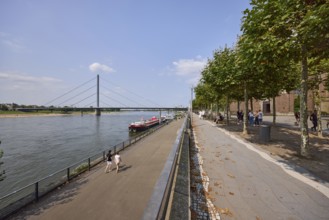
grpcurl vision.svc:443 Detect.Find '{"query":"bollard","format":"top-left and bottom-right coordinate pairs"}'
top-left (259, 125), bottom-right (271, 142)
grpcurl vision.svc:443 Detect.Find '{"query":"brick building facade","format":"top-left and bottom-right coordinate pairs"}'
top-left (230, 81), bottom-right (329, 115)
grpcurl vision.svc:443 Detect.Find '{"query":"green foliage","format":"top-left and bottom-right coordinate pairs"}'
top-left (198, 47), bottom-right (244, 104)
top-left (194, 0), bottom-right (328, 131)
top-left (73, 163), bottom-right (88, 175)
top-left (308, 58), bottom-right (329, 91)
top-left (240, 0), bottom-right (329, 157)
top-left (294, 95), bottom-right (301, 112)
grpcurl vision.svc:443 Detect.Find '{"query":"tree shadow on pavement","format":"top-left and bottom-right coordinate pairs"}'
top-left (216, 120), bottom-right (329, 183)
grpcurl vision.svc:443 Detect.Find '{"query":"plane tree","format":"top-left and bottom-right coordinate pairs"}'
top-left (240, 0), bottom-right (329, 157)
top-left (308, 58), bottom-right (329, 137)
top-left (193, 80), bottom-right (217, 112)
top-left (235, 35), bottom-right (267, 133)
top-left (200, 47), bottom-right (244, 124)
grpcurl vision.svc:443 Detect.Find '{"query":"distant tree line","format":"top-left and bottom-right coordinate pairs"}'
top-left (0, 103), bottom-right (45, 111)
top-left (0, 103), bottom-right (90, 111)
top-left (193, 0), bottom-right (329, 157)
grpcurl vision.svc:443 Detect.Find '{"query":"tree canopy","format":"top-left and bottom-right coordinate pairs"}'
top-left (194, 0), bottom-right (329, 157)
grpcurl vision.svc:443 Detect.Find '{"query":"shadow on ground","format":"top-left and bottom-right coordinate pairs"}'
top-left (212, 119), bottom-right (329, 184)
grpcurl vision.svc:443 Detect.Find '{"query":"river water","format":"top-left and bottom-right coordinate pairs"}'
top-left (0, 111), bottom-right (161, 198)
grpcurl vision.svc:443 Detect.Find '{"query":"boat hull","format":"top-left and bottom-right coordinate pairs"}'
top-left (129, 117), bottom-right (160, 132)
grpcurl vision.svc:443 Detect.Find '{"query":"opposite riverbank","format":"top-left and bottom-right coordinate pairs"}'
top-left (0, 112), bottom-right (94, 118)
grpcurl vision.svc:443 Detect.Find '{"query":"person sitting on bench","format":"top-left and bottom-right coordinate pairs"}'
top-left (215, 113), bottom-right (224, 124)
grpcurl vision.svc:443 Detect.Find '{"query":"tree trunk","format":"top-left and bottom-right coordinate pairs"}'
top-left (300, 45), bottom-right (310, 157)
top-left (226, 95), bottom-right (230, 125)
top-left (243, 81), bottom-right (248, 135)
top-left (272, 96), bottom-right (276, 125)
top-left (250, 98), bottom-right (253, 112)
top-left (315, 89), bottom-right (323, 137)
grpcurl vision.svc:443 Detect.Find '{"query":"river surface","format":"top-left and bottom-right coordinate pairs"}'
top-left (0, 111), bottom-right (162, 197)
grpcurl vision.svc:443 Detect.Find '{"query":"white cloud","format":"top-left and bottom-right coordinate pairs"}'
top-left (89, 62), bottom-right (115, 73)
top-left (171, 56), bottom-right (207, 86)
top-left (172, 57), bottom-right (206, 76)
top-left (0, 32), bottom-right (25, 51)
top-left (0, 72), bottom-right (61, 83)
top-left (2, 40), bottom-right (24, 50)
top-left (0, 72), bottom-right (65, 105)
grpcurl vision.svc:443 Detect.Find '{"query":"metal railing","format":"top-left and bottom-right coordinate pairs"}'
top-left (142, 114), bottom-right (190, 220)
top-left (0, 120), bottom-right (172, 219)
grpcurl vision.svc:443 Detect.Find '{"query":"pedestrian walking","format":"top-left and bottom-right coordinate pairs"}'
top-left (258, 110), bottom-right (263, 125)
top-left (254, 111), bottom-right (259, 126)
top-left (114, 152), bottom-right (122, 173)
top-left (294, 111), bottom-right (300, 125)
top-left (104, 150), bottom-right (112, 173)
top-left (248, 110), bottom-right (254, 126)
top-left (310, 110), bottom-right (318, 131)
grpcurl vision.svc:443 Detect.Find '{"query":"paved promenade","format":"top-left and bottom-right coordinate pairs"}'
top-left (192, 114), bottom-right (329, 220)
top-left (8, 118), bottom-right (185, 220)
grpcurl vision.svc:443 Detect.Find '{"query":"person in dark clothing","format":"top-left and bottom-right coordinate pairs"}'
top-left (310, 110), bottom-right (318, 131)
top-left (104, 150), bottom-right (112, 173)
top-left (294, 112), bottom-right (300, 125)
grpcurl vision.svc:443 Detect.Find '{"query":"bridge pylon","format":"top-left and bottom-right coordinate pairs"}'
top-left (96, 74), bottom-right (101, 116)
top-left (95, 108), bottom-right (101, 116)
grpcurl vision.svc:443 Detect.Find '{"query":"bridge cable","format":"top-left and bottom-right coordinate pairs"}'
top-left (43, 77), bottom-right (96, 106)
top-left (101, 92), bottom-right (129, 107)
top-left (71, 93), bottom-right (96, 107)
top-left (84, 101), bottom-right (96, 108)
top-left (57, 85), bottom-right (96, 106)
top-left (100, 100), bottom-right (112, 108)
top-left (100, 76), bottom-right (161, 107)
top-left (100, 85), bottom-right (146, 107)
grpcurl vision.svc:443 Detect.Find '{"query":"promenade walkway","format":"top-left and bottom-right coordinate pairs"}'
top-left (7, 118), bottom-right (186, 220)
top-left (192, 114), bottom-right (329, 219)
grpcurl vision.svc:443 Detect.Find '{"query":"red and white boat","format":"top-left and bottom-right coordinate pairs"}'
top-left (129, 116), bottom-right (160, 132)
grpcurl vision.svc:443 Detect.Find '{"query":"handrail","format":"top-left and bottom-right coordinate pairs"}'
top-left (142, 115), bottom-right (188, 220)
top-left (0, 120), bottom-right (172, 219)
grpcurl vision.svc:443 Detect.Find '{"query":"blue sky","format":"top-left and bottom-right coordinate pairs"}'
top-left (0, 0), bottom-right (250, 108)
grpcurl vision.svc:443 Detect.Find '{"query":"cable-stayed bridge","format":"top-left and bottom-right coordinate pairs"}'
top-left (17, 75), bottom-right (188, 115)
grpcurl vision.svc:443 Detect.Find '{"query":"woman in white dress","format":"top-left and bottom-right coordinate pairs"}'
top-left (114, 152), bottom-right (122, 173)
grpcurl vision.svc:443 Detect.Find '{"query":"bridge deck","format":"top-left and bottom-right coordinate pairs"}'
top-left (8, 119), bottom-right (185, 220)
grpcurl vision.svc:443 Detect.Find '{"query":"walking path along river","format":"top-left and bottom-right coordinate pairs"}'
top-left (192, 113), bottom-right (329, 219)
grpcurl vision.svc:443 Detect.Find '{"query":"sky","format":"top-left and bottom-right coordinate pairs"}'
top-left (0, 0), bottom-right (250, 108)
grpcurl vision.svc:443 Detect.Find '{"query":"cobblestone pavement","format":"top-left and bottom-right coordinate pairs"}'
top-left (190, 134), bottom-right (221, 220)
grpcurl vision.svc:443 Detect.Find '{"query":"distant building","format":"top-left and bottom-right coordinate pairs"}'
top-left (230, 77), bottom-right (329, 115)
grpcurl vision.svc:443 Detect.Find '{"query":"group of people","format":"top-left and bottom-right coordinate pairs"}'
top-left (104, 150), bottom-right (122, 174)
top-left (236, 109), bottom-right (263, 126)
top-left (248, 110), bottom-right (263, 126)
top-left (295, 110), bottom-right (322, 132)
